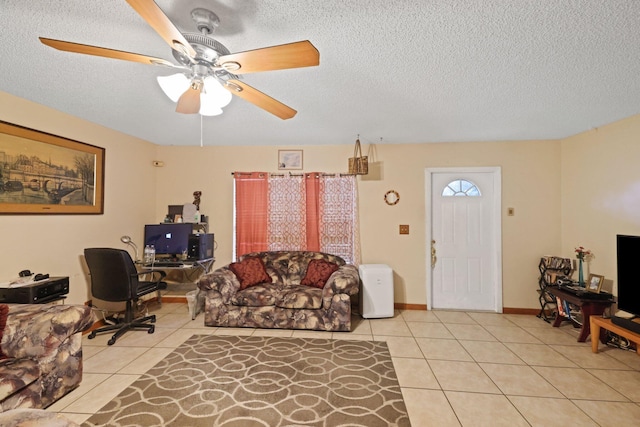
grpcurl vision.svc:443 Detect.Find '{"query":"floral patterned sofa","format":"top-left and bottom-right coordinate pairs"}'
top-left (0, 408), bottom-right (79, 426)
top-left (0, 303), bottom-right (93, 412)
top-left (197, 251), bottom-right (359, 331)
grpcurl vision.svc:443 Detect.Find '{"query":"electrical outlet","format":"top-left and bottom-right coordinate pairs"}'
top-left (399, 224), bottom-right (409, 234)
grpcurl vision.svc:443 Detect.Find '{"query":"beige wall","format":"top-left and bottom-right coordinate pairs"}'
top-left (155, 138), bottom-right (562, 309)
top-left (0, 91), bottom-right (157, 304)
top-left (561, 115), bottom-right (640, 295)
top-left (5, 87), bottom-right (637, 310)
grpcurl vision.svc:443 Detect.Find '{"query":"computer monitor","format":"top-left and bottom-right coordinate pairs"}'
top-left (617, 234), bottom-right (640, 317)
top-left (144, 223), bottom-right (192, 256)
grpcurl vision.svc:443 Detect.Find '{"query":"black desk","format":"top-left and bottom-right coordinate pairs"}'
top-left (547, 286), bottom-right (614, 342)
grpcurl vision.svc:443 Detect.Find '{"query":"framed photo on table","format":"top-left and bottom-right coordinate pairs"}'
top-left (587, 273), bottom-right (604, 293)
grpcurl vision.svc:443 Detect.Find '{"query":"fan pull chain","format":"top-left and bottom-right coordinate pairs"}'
top-left (200, 115), bottom-right (204, 147)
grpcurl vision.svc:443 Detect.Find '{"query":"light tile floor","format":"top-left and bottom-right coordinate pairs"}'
top-left (48, 303), bottom-right (640, 426)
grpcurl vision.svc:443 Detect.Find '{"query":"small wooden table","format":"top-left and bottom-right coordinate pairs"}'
top-left (590, 316), bottom-right (640, 354)
top-left (547, 286), bottom-right (614, 342)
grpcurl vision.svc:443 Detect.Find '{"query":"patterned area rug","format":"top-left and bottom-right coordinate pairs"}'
top-left (84, 335), bottom-right (410, 426)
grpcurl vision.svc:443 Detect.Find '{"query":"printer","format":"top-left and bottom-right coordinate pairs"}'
top-left (0, 276), bottom-right (69, 304)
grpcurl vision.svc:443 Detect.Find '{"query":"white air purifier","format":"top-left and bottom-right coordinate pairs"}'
top-left (359, 264), bottom-right (394, 318)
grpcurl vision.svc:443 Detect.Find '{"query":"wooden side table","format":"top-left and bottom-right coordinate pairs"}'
top-left (590, 316), bottom-right (640, 354)
top-left (547, 286), bottom-right (614, 342)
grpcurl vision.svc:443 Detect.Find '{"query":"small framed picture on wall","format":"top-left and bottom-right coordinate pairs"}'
top-left (278, 150), bottom-right (303, 170)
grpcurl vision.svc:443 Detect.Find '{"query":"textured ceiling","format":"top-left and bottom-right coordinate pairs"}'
top-left (1, 0), bottom-right (639, 146)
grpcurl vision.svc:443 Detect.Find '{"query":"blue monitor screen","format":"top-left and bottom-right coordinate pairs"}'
top-left (144, 223), bottom-right (192, 255)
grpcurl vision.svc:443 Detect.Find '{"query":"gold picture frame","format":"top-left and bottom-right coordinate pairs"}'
top-left (587, 273), bottom-right (604, 293)
top-left (0, 121), bottom-right (105, 214)
top-left (278, 150), bottom-right (303, 170)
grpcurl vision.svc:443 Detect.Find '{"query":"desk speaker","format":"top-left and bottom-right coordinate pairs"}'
top-left (188, 233), bottom-right (214, 260)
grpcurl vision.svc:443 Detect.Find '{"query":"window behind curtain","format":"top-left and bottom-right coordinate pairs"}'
top-left (233, 172), bottom-right (360, 265)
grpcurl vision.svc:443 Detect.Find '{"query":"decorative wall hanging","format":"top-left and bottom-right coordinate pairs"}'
top-left (384, 190), bottom-right (400, 205)
top-left (348, 136), bottom-right (368, 175)
top-left (0, 121), bottom-right (105, 214)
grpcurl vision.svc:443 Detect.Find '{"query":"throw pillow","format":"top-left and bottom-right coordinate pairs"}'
top-left (301, 259), bottom-right (339, 289)
top-left (229, 257), bottom-right (272, 290)
top-left (0, 304), bottom-right (9, 359)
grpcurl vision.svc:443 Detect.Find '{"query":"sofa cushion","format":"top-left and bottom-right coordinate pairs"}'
top-left (301, 259), bottom-right (339, 289)
top-left (229, 256), bottom-right (273, 290)
top-left (276, 285), bottom-right (323, 309)
top-left (231, 284), bottom-right (277, 307)
top-left (0, 358), bottom-right (39, 403)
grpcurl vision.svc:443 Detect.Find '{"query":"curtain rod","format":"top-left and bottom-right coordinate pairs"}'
top-left (231, 172), bottom-right (355, 177)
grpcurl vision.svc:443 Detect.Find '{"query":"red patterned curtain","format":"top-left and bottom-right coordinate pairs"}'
top-left (234, 172), bottom-right (268, 256)
top-left (234, 172), bottom-right (360, 265)
top-left (305, 173), bottom-right (321, 252)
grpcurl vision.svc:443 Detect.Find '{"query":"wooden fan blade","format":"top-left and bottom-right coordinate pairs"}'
top-left (126, 0), bottom-right (197, 58)
top-left (218, 40), bottom-right (319, 74)
top-left (176, 85), bottom-right (201, 114)
top-left (39, 37), bottom-right (175, 67)
top-left (225, 80), bottom-right (297, 119)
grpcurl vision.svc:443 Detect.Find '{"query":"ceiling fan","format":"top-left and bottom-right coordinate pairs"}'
top-left (39, 0), bottom-right (319, 119)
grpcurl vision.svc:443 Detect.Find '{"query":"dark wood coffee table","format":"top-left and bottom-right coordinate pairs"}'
top-left (547, 286), bottom-right (614, 342)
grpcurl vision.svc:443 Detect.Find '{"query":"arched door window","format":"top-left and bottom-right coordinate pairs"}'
top-left (441, 179), bottom-right (481, 197)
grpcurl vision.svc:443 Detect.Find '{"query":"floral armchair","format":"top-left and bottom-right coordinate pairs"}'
top-left (0, 303), bottom-right (93, 411)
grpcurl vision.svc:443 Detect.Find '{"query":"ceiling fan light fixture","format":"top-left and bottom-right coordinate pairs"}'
top-left (157, 73), bottom-right (190, 102)
top-left (203, 76), bottom-right (232, 108)
top-left (199, 98), bottom-right (223, 116)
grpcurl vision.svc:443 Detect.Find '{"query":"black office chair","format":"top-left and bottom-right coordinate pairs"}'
top-left (84, 248), bottom-right (167, 345)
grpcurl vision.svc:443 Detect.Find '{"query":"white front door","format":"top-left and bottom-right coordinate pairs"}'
top-left (426, 168), bottom-right (502, 312)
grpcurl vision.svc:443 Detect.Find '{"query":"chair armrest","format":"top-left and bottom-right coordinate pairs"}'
top-left (1, 305), bottom-right (93, 360)
top-left (321, 264), bottom-right (359, 310)
top-left (324, 264), bottom-right (360, 295)
top-left (197, 267), bottom-right (240, 304)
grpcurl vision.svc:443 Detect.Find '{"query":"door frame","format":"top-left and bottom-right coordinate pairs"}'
top-left (424, 167), bottom-right (503, 312)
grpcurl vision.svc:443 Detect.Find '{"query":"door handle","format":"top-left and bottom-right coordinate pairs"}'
top-left (431, 239), bottom-right (437, 269)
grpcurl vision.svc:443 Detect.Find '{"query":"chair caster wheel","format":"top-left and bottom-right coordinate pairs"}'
top-left (88, 332), bottom-right (96, 339)
top-left (148, 326), bottom-right (155, 334)
top-left (150, 316), bottom-right (156, 324)
top-left (107, 338), bottom-right (116, 346)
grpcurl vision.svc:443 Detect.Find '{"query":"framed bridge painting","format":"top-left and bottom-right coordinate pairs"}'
top-left (0, 121), bottom-right (105, 214)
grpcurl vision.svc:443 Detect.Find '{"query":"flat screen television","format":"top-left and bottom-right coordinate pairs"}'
top-left (144, 223), bottom-right (192, 256)
top-left (616, 234), bottom-right (640, 317)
